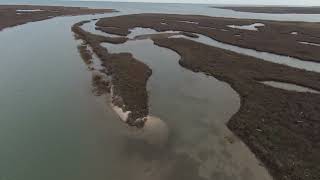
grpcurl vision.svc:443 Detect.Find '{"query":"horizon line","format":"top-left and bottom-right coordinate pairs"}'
top-left (70, 0), bottom-right (320, 7)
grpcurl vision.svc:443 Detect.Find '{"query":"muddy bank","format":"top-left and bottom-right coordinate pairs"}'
top-left (96, 14), bottom-right (320, 63)
top-left (0, 5), bottom-right (115, 31)
top-left (72, 21), bottom-right (151, 127)
top-left (77, 43), bottom-right (93, 65)
top-left (214, 6), bottom-right (320, 14)
top-left (96, 14), bottom-right (320, 180)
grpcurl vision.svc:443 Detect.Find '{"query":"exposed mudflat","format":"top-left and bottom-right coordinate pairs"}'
top-left (214, 6), bottom-right (320, 14)
top-left (0, 5), bottom-right (115, 31)
top-left (95, 14), bottom-right (320, 180)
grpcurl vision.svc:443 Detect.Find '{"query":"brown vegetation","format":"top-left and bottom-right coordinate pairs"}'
top-left (77, 43), bottom-right (93, 64)
top-left (96, 14), bottom-right (320, 180)
top-left (0, 5), bottom-right (115, 31)
top-left (96, 13), bottom-right (320, 63)
top-left (72, 20), bottom-right (151, 127)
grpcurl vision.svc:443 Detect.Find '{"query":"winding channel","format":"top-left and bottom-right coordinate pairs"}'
top-left (81, 21), bottom-right (275, 180)
top-left (170, 33), bottom-right (320, 73)
top-left (1, 3), bottom-right (320, 179)
top-left (90, 19), bottom-right (320, 73)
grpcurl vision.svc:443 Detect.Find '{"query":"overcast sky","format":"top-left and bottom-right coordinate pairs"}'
top-left (77, 0), bottom-right (320, 6)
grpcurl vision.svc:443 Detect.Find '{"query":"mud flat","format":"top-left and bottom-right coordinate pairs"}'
top-left (0, 5), bottom-right (115, 31)
top-left (95, 14), bottom-right (320, 180)
top-left (214, 6), bottom-right (320, 14)
top-left (96, 13), bottom-right (320, 63)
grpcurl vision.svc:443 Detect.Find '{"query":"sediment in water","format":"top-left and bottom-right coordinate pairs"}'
top-left (95, 14), bottom-right (320, 180)
top-left (72, 20), bottom-right (155, 129)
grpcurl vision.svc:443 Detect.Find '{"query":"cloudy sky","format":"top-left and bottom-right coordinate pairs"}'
top-left (78, 0), bottom-right (320, 6)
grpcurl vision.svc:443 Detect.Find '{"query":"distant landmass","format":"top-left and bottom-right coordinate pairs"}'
top-left (213, 6), bottom-right (320, 14)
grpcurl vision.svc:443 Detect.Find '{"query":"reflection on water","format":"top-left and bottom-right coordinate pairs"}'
top-left (2, 1), bottom-right (320, 179)
top-left (262, 81), bottom-right (320, 93)
top-left (100, 26), bottom-right (274, 179)
top-left (0, 15), bottom-right (134, 180)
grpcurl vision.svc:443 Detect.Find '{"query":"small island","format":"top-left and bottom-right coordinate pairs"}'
top-left (73, 14), bottom-right (320, 180)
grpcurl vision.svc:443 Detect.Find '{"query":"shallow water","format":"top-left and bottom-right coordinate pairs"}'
top-left (100, 29), bottom-right (275, 179)
top-left (81, 20), bottom-right (122, 38)
top-left (84, 20), bottom-right (320, 73)
top-left (170, 34), bottom-right (320, 73)
top-left (0, 15), bottom-right (157, 180)
top-left (262, 81), bottom-right (320, 93)
top-left (2, 1), bottom-right (320, 179)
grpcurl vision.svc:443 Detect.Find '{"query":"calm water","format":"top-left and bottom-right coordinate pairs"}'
top-left (82, 20), bottom-right (273, 180)
top-left (101, 33), bottom-right (272, 179)
top-left (1, 1), bottom-right (320, 180)
top-left (170, 33), bottom-right (320, 73)
top-left (3, 0), bottom-right (320, 22)
top-left (0, 15), bottom-right (144, 180)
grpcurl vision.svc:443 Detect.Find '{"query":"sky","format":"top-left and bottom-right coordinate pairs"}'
top-left (76, 0), bottom-right (320, 6)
